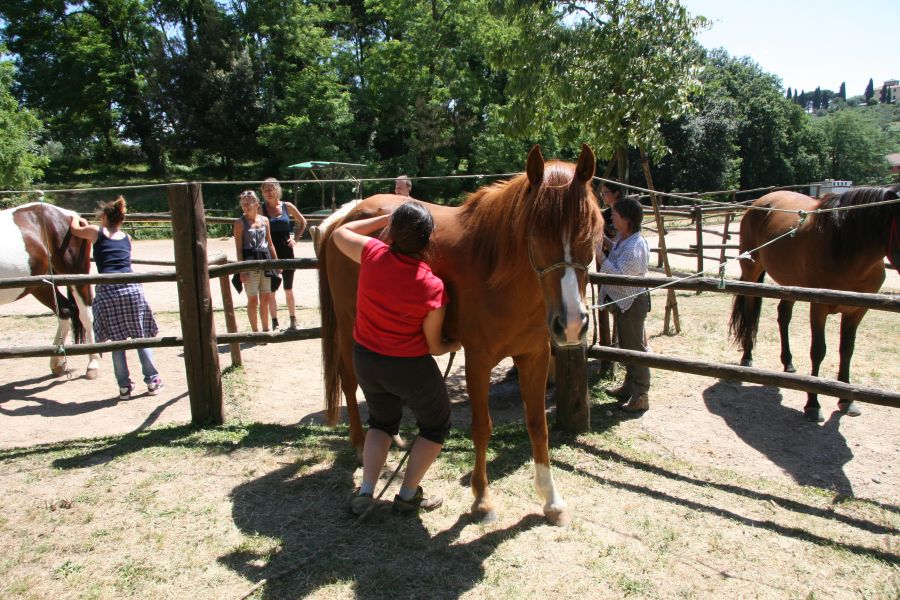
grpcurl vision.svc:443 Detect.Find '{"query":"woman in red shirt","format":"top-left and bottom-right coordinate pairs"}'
top-left (334, 201), bottom-right (460, 515)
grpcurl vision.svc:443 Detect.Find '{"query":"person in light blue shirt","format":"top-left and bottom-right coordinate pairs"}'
top-left (596, 197), bottom-right (651, 412)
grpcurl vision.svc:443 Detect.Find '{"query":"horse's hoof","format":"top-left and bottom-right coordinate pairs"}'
top-left (477, 509), bottom-right (498, 524)
top-left (51, 365), bottom-right (67, 377)
top-left (471, 500), bottom-right (498, 524)
top-left (85, 368), bottom-right (100, 380)
top-left (740, 359), bottom-right (753, 368)
top-left (838, 401), bottom-right (861, 417)
top-left (804, 407), bottom-right (824, 422)
top-left (784, 364), bottom-right (796, 374)
top-left (544, 506), bottom-right (571, 526)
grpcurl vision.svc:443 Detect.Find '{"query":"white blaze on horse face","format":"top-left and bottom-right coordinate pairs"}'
top-left (0, 208), bottom-right (33, 305)
top-left (560, 238), bottom-right (586, 345)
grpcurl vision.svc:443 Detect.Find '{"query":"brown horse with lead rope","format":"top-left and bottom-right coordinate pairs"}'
top-left (730, 185), bottom-right (900, 421)
top-left (318, 145), bottom-right (602, 525)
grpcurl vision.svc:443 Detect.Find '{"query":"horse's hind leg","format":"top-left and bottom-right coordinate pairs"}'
top-left (836, 312), bottom-right (864, 417)
top-left (72, 285), bottom-right (100, 379)
top-left (777, 300), bottom-right (796, 373)
top-left (804, 305), bottom-right (828, 422)
top-left (29, 286), bottom-right (71, 376)
top-left (515, 350), bottom-right (569, 526)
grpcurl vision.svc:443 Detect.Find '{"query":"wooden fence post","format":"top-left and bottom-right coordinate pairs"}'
top-left (693, 206), bottom-right (704, 293)
top-left (168, 183), bottom-right (223, 425)
top-left (209, 253), bottom-right (242, 368)
top-left (554, 344), bottom-right (590, 433)
top-left (639, 146), bottom-right (680, 334)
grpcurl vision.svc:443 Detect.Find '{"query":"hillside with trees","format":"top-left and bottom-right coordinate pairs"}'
top-left (0, 0), bottom-right (896, 204)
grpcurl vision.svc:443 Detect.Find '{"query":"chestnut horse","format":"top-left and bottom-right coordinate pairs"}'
top-left (319, 145), bottom-right (602, 525)
top-left (0, 202), bottom-right (101, 378)
top-left (730, 185), bottom-right (900, 421)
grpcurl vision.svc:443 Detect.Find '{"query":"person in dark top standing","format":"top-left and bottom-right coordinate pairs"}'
top-left (70, 196), bottom-right (163, 400)
top-left (334, 201), bottom-right (460, 515)
top-left (261, 178), bottom-right (307, 330)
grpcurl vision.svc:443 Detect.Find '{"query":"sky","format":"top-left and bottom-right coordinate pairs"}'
top-left (681, 0), bottom-right (900, 97)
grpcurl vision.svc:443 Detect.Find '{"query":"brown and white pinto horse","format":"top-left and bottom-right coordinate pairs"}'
top-left (730, 185), bottom-right (900, 421)
top-left (0, 202), bottom-right (101, 378)
top-left (319, 145), bottom-right (602, 525)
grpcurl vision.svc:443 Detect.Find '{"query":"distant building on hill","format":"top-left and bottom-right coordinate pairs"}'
top-left (879, 79), bottom-right (899, 104)
top-left (887, 153), bottom-right (900, 180)
top-left (810, 179), bottom-right (852, 198)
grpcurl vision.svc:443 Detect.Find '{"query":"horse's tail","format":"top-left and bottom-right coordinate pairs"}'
top-left (317, 229), bottom-right (343, 426)
top-left (67, 287), bottom-right (86, 344)
top-left (728, 271), bottom-right (765, 349)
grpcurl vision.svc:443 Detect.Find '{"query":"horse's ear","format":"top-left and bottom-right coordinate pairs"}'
top-left (575, 143), bottom-right (595, 183)
top-left (526, 144), bottom-right (544, 187)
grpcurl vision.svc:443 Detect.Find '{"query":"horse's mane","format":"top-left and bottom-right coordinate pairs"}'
top-left (816, 185), bottom-right (900, 260)
top-left (458, 161), bottom-right (601, 288)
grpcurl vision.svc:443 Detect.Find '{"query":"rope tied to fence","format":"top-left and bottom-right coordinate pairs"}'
top-left (589, 223), bottom-right (801, 312)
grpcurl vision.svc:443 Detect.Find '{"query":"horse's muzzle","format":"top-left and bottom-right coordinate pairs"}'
top-left (549, 310), bottom-right (589, 347)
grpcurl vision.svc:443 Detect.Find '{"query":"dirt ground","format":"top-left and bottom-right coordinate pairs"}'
top-left (0, 227), bottom-right (897, 507)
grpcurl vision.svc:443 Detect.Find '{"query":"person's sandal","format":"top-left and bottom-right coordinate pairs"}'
top-left (393, 486), bottom-right (443, 513)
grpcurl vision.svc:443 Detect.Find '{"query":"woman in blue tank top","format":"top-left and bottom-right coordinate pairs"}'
top-left (261, 178), bottom-right (306, 330)
top-left (70, 196), bottom-right (163, 400)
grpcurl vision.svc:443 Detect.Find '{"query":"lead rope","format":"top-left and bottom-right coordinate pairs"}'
top-left (37, 192), bottom-right (71, 379)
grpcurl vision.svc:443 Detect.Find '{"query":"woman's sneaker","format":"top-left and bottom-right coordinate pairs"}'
top-left (348, 489), bottom-right (374, 516)
top-left (118, 383), bottom-right (135, 400)
top-left (147, 377), bottom-right (165, 396)
top-left (393, 487), bottom-right (443, 513)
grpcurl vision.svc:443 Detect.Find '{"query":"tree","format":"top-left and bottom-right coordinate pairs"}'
top-left (881, 82), bottom-right (889, 104)
top-left (813, 86), bottom-right (821, 110)
top-left (0, 53), bottom-right (47, 191)
top-left (0, 0), bottom-right (169, 174)
top-left (839, 81), bottom-right (846, 100)
top-left (786, 86), bottom-right (792, 99)
top-left (493, 0), bottom-right (708, 179)
top-left (864, 78), bottom-right (875, 103)
top-left (700, 50), bottom-right (815, 189)
top-left (812, 108), bottom-right (891, 183)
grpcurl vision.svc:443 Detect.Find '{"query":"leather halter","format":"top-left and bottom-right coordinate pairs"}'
top-left (527, 236), bottom-right (590, 278)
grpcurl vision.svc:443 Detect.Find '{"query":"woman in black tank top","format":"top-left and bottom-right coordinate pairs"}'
top-left (261, 178), bottom-right (307, 330)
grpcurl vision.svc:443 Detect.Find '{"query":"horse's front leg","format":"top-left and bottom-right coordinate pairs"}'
top-left (73, 284), bottom-right (100, 379)
top-left (465, 359), bottom-right (496, 523)
top-left (515, 349), bottom-right (569, 526)
top-left (776, 300), bottom-right (796, 373)
top-left (804, 306), bottom-right (828, 422)
top-left (836, 311), bottom-right (864, 417)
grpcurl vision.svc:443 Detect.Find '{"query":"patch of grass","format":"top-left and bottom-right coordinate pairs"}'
top-left (53, 559), bottom-right (83, 579)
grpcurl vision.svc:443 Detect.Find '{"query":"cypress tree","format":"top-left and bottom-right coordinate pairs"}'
top-left (865, 78), bottom-right (874, 102)
top-left (839, 82), bottom-right (846, 100)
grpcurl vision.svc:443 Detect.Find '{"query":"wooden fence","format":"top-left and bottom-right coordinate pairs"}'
top-left (1, 182), bottom-right (896, 433)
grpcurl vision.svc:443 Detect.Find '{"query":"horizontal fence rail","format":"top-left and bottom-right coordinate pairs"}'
top-left (0, 258), bottom-right (319, 289)
top-left (587, 346), bottom-right (900, 408)
top-left (0, 327), bottom-right (322, 360)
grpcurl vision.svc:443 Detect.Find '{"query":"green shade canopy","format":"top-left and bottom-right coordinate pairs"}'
top-left (287, 161), bottom-right (367, 170)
